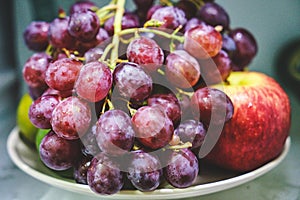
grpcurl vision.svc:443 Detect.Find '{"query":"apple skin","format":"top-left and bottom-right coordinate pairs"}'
top-left (204, 71), bottom-right (291, 172)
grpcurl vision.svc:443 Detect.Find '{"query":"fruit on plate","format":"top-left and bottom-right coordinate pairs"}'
top-left (16, 93), bottom-right (38, 145)
top-left (16, 0), bottom-right (291, 196)
top-left (205, 71), bottom-right (291, 172)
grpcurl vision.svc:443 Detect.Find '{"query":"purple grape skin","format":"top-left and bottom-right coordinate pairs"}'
top-left (132, 105), bottom-right (174, 149)
top-left (68, 10), bottom-right (100, 42)
top-left (190, 87), bottom-right (234, 126)
top-left (23, 21), bottom-right (49, 51)
top-left (22, 52), bottom-right (51, 88)
top-left (87, 153), bottom-right (124, 195)
top-left (95, 110), bottom-right (135, 156)
top-left (126, 37), bottom-right (164, 73)
top-left (28, 86), bottom-right (48, 100)
top-left (176, 0), bottom-right (198, 20)
top-left (174, 120), bottom-right (207, 149)
top-left (74, 61), bottom-right (112, 102)
top-left (151, 6), bottom-right (187, 30)
top-left (197, 2), bottom-right (230, 30)
top-left (69, 0), bottom-right (97, 14)
top-left (42, 87), bottom-right (73, 98)
top-left (184, 18), bottom-right (205, 32)
top-left (84, 47), bottom-right (104, 63)
top-left (39, 130), bottom-right (81, 171)
top-left (229, 28), bottom-right (258, 67)
top-left (45, 58), bottom-right (83, 91)
top-left (127, 150), bottom-right (162, 192)
top-left (164, 148), bottom-right (199, 188)
top-left (113, 62), bottom-right (153, 102)
top-left (146, 5), bottom-right (163, 20)
top-left (165, 50), bottom-right (201, 88)
top-left (147, 93), bottom-right (181, 126)
top-left (73, 154), bottom-right (93, 185)
top-left (29, 95), bottom-right (61, 129)
top-left (222, 33), bottom-right (237, 56)
top-left (51, 96), bottom-right (92, 140)
top-left (104, 12), bottom-right (140, 36)
top-left (48, 17), bottom-right (76, 50)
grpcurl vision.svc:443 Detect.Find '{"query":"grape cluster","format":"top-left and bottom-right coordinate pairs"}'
top-left (21, 0), bottom-right (258, 195)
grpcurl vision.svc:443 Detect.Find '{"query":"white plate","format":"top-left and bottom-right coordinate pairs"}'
top-left (7, 127), bottom-right (290, 200)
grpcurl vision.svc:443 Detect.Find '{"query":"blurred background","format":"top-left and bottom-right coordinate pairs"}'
top-left (1, 0), bottom-right (300, 199)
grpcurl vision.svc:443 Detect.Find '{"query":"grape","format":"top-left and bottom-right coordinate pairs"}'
top-left (132, 105), bottom-right (174, 149)
top-left (48, 17), bottom-right (76, 50)
top-left (146, 5), bottom-right (163, 20)
top-left (22, 52), bottom-right (51, 88)
top-left (51, 96), bottom-right (92, 140)
top-left (39, 130), bottom-right (81, 170)
top-left (165, 50), bottom-right (200, 88)
top-left (23, 21), bottom-right (49, 51)
top-left (73, 154), bottom-right (93, 185)
top-left (176, 0), bottom-right (198, 20)
top-left (29, 94), bottom-right (61, 129)
top-left (113, 62), bottom-right (152, 102)
top-left (95, 28), bottom-right (109, 44)
top-left (104, 12), bottom-right (140, 36)
top-left (28, 85), bottom-right (48, 100)
top-left (222, 33), bottom-right (236, 56)
top-left (127, 150), bottom-right (162, 192)
top-left (84, 47), bottom-right (104, 63)
top-left (80, 124), bottom-right (101, 156)
top-left (45, 58), bottom-right (83, 91)
top-left (68, 10), bottom-right (100, 42)
top-left (190, 87), bottom-right (234, 125)
top-left (126, 37), bottom-right (164, 72)
top-left (197, 2), bottom-right (230, 30)
top-left (69, 0), bottom-right (97, 14)
top-left (147, 93), bottom-right (181, 126)
top-left (174, 119), bottom-right (207, 149)
top-left (95, 110), bottom-right (135, 156)
top-left (229, 28), bottom-right (258, 67)
top-left (164, 148), bottom-right (199, 188)
top-left (184, 17), bottom-right (204, 32)
top-left (74, 61), bottom-right (112, 102)
top-left (184, 23), bottom-right (223, 59)
top-left (151, 6), bottom-right (187, 30)
top-left (87, 153), bottom-right (124, 195)
top-left (199, 49), bottom-right (232, 85)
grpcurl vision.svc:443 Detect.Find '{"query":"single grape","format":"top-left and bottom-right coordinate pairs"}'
top-left (176, 0), bottom-right (198, 20)
top-left (222, 33), bottom-right (237, 56)
top-left (184, 17), bottom-right (204, 32)
top-left (127, 37), bottom-right (164, 72)
top-left (229, 28), bottom-right (258, 67)
top-left (151, 6), bottom-right (187, 30)
top-left (23, 21), bottom-right (49, 51)
top-left (95, 109), bottom-right (135, 156)
top-left (74, 61), bottom-right (112, 102)
top-left (104, 12), bottom-right (140, 36)
top-left (174, 119), bottom-right (207, 149)
top-left (197, 2), bottom-right (230, 30)
top-left (165, 50), bottom-right (201, 88)
top-left (113, 62), bottom-right (152, 102)
top-left (132, 105), bottom-right (174, 149)
top-left (39, 130), bottom-right (81, 170)
top-left (69, 0), bottom-right (97, 14)
top-left (68, 10), bottom-right (100, 42)
top-left (164, 148), bottom-right (199, 188)
top-left (199, 49), bottom-right (232, 85)
top-left (147, 93), bottom-right (181, 126)
top-left (84, 47), bottom-right (104, 63)
top-left (73, 154), bottom-right (93, 185)
top-left (51, 96), bottom-right (92, 140)
top-left (184, 23), bottom-right (223, 59)
top-left (48, 17), bottom-right (76, 50)
top-left (95, 27), bottom-right (109, 44)
top-left (127, 150), bottom-right (162, 192)
top-left (146, 5), bottom-right (163, 20)
top-left (87, 153), bottom-right (124, 195)
top-left (45, 58), bottom-right (83, 91)
top-left (190, 87), bottom-right (234, 125)
top-left (22, 52), bottom-right (51, 88)
top-left (29, 94), bottom-right (61, 129)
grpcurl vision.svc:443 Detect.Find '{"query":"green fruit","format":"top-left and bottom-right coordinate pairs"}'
top-left (35, 128), bottom-right (50, 151)
top-left (17, 93), bottom-right (38, 144)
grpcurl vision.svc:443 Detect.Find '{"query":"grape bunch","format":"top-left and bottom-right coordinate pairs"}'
top-left (21, 0), bottom-right (257, 195)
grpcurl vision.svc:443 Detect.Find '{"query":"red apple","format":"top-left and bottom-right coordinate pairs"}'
top-left (204, 71), bottom-right (291, 172)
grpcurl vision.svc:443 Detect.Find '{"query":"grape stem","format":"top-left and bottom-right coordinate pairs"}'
top-left (167, 142), bottom-right (193, 150)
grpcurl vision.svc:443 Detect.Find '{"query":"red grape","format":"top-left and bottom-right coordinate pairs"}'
top-left (23, 21), bottom-right (49, 51)
top-left (69, 0), bottom-right (97, 14)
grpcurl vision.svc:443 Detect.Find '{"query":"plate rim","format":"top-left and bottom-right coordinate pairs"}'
top-left (7, 126), bottom-right (291, 199)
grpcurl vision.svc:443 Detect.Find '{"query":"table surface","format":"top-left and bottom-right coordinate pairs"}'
top-left (1, 89), bottom-right (300, 200)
